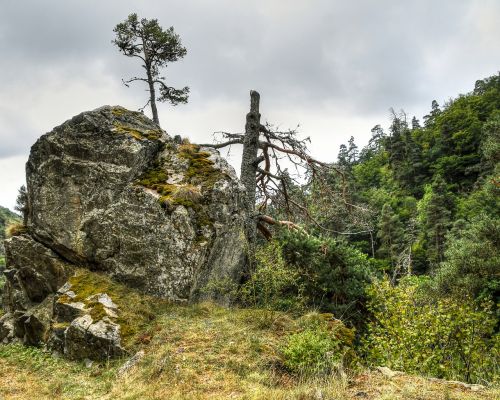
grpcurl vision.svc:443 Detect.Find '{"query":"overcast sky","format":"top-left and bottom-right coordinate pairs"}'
top-left (0, 0), bottom-right (499, 210)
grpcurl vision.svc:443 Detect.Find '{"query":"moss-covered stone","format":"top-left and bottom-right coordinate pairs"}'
top-left (113, 122), bottom-right (163, 141)
top-left (135, 143), bottom-right (225, 237)
top-left (177, 144), bottom-right (224, 189)
top-left (62, 269), bottom-right (170, 348)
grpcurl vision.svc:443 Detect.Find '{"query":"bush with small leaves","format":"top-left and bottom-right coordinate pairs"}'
top-left (281, 314), bottom-right (355, 376)
top-left (240, 241), bottom-right (306, 313)
top-left (362, 276), bottom-right (499, 384)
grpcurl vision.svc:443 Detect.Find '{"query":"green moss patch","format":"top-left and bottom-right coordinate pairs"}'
top-left (60, 269), bottom-right (171, 348)
top-left (177, 144), bottom-right (223, 189)
top-left (136, 143), bottom-right (229, 238)
top-left (113, 122), bottom-right (162, 141)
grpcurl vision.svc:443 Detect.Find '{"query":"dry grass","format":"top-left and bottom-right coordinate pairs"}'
top-left (0, 303), bottom-right (498, 400)
top-left (5, 222), bottom-right (27, 238)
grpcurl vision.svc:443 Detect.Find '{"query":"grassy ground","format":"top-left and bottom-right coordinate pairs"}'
top-left (0, 303), bottom-right (498, 400)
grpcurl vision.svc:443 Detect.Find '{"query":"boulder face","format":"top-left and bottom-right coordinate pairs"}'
top-left (26, 105), bottom-right (247, 299)
top-left (1, 106), bottom-right (248, 357)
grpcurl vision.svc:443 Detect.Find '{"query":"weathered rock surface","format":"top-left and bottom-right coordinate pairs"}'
top-left (1, 105), bottom-right (248, 359)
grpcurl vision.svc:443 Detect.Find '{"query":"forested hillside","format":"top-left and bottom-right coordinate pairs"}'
top-left (261, 73), bottom-right (499, 383)
top-left (340, 73), bottom-right (499, 279)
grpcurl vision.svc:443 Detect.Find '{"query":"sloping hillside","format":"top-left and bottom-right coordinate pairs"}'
top-left (0, 302), bottom-right (497, 400)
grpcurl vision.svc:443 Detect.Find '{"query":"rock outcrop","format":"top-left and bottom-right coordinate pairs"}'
top-left (0, 106), bottom-right (247, 359)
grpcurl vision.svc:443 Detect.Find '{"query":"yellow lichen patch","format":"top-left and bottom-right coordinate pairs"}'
top-left (63, 269), bottom-right (170, 348)
top-left (111, 107), bottom-right (126, 117)
top-left (113, 122), bottom-right (162, 141)
top-left (52, 322), bottom-right (70, 330)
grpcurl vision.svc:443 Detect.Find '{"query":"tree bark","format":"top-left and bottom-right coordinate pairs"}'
top-left (240, 90), bottom-right (261, 258)
top-left (146, 67), bottom-right (160, 126)
top-left (142, 36), bottom-right (160, 126)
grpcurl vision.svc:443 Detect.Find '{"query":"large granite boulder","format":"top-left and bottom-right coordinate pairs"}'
top-left (0, 105), bottom-right (248, 358)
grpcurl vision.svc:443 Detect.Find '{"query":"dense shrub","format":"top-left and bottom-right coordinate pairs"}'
top-left (240, 241), bottom-right (305, 313)
top-left (363, 277), bottom-right (499, 383)
top-left (281, 312), bottom-right (355, 376)
top-left (279, 230), bottom-right (377, 325)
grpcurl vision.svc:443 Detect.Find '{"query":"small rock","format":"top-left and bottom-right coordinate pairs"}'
top-left (376, 366), bottom-right (404, 379)
top-left (88, 293), bottom-right (118, 310)
top-left (54, 300), bottom-right (85, 322)
top-left (64, 315), bottom-right (125, 360)
top-left (84, 358), bottom-right (93, 368)
top-left (0, 313), bottom-right (15, 342)
top-left (118, 350), bottom-right (145, 376)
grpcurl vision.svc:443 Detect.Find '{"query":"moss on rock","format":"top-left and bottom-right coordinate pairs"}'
top-left (62, 269), bottom-right (170, 348)
top-left (110, 107), bottom-right (163, 141)
top-left (135, 143), bottom-right (227, 237)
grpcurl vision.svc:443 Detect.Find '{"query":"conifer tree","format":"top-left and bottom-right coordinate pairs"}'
top-left (377, 203), bottom-right (404, 268)
top-left (113, 13), bottom-right (189, 126)
top-left (423, 174), bottom-right (452, 267)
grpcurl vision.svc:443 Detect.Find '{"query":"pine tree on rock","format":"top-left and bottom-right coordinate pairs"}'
top-left (113, 13), bottom-right (189, 126)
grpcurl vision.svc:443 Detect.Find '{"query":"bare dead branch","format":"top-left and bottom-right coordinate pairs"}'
top-left (200, 139), bottom-right (243, 149)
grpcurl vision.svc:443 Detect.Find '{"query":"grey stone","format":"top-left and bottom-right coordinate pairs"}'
top-left (22, 105), bottom-right (247, 301)
top-left (64, 314), bottom-right (125, 360)
top-left (1, 105), bottom-right (248, 360)
top-left (53, 299), bottom-right (86, 322)
top-left (2, 235), bottom-right (73, 313)
top-left (376, 366), bottom-right (404, 379)
top-left (118, 350), bottom-right (145, 376)
top-left (14, 294), bottom-right (54, 346)
top-left (0, 313), bottom-right (15, 343)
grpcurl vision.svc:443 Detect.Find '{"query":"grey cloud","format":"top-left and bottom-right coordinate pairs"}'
top-left (0, 0), bottom-right (499, 153)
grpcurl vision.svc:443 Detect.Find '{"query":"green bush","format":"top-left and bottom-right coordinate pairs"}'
top-left (363, 277), bottom-right (499, 383)
top-left (240, 241), bottom-right (305, 313)
top-left (281, 313), bottom-right (354, 376)
top-left (433, 214), bottom-right (500, 304)
top-left (279, 230), bottom-right (377, 325)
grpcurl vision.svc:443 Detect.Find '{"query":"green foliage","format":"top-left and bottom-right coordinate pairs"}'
top-left (433, 214), bottom-right (500, 303)
top-left (279, 230), bottom-right (377, 325)
top-left (363, 277), bottom-right (499, 383)
top-left (376, 204), bottom-right (404, 268)
top-left (417, 175), bottom-right (453, 270)
top-left (281, 313), bottom-right (354, 376)
top-left (240, 241), bottom-right (305, 313)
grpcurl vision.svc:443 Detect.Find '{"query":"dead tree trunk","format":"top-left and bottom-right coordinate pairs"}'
top-left (201, 90), bottom-right (363, 261)
top-left (240, 90), bottom-right (261, 260)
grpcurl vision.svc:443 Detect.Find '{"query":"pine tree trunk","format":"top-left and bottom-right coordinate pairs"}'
top-left (146, 67), bottom-right (159, 126)
top-left (142, 36), bottom-right (160, 126)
